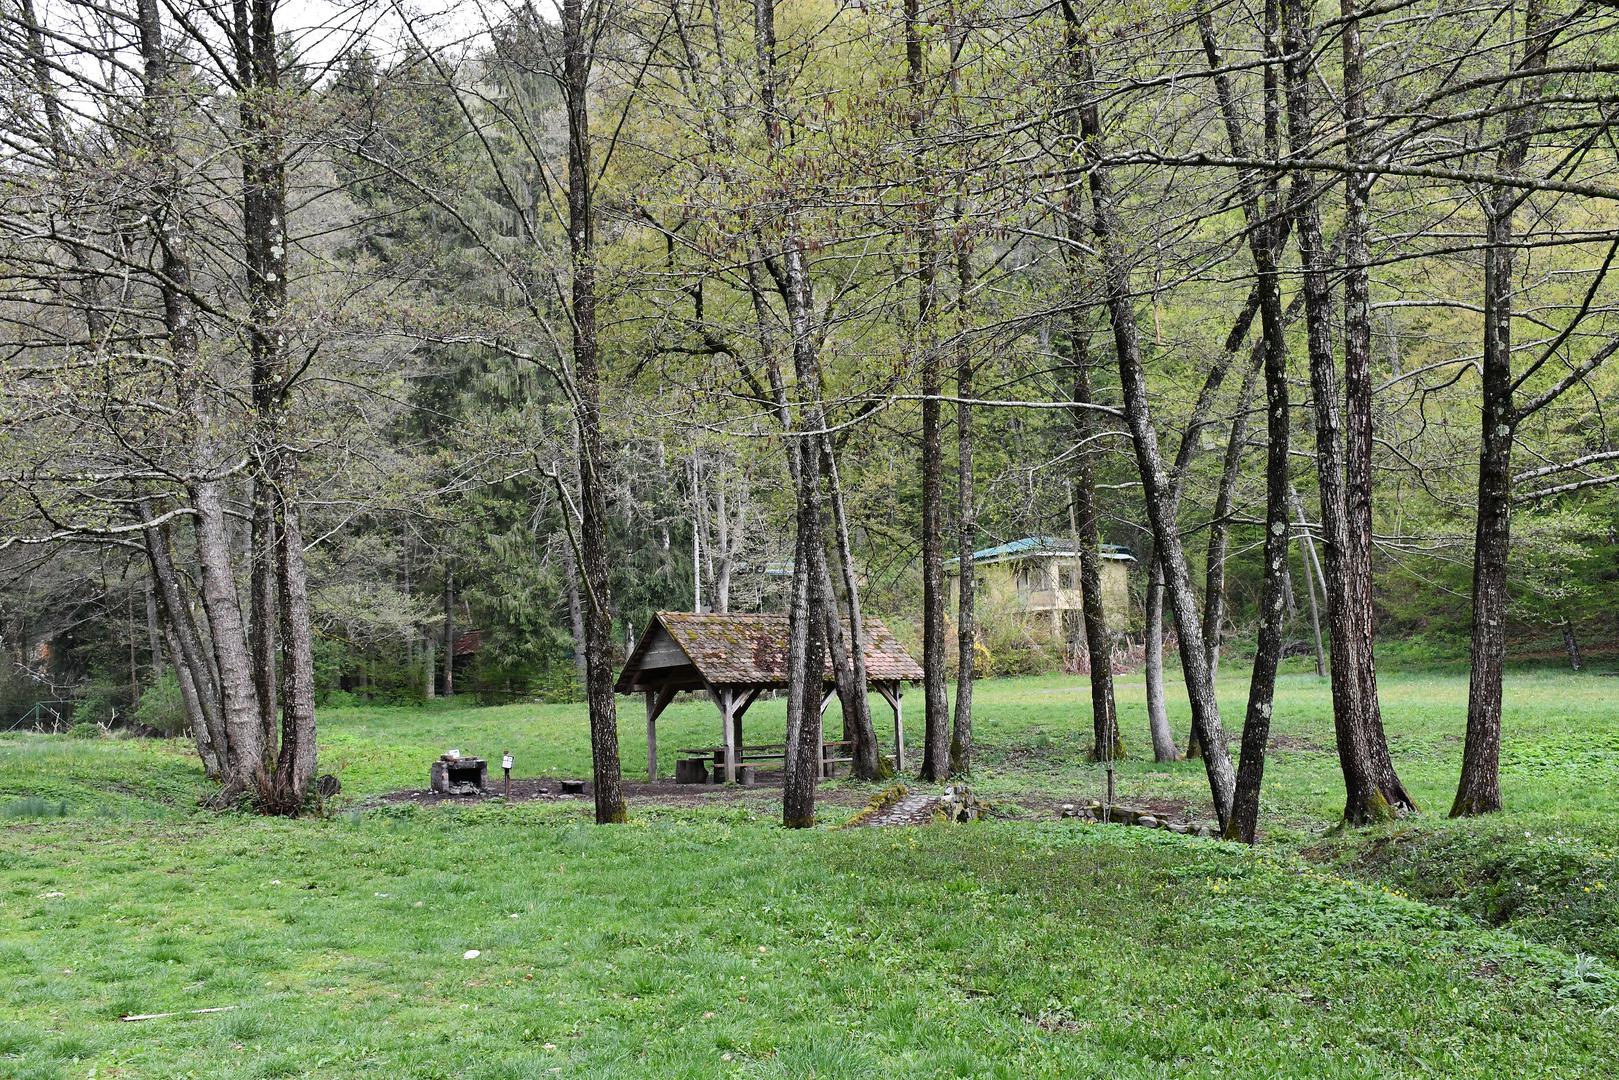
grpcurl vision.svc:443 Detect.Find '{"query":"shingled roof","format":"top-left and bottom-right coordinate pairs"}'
top-left (615, 611), bottom-right (923, 693)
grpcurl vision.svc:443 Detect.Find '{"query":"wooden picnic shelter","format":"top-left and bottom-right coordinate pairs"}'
top-left (615, 612), bottom-right (924, 784)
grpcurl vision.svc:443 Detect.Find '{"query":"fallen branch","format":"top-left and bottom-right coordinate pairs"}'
top-left (120, 1005), bottom-right (238, 1022)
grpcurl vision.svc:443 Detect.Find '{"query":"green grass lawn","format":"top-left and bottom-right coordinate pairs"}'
top-left (2, 667), bottom-right (1616, 1077)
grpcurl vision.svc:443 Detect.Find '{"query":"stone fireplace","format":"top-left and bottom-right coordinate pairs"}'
top-left (429, 753), bottom-right (487, 796)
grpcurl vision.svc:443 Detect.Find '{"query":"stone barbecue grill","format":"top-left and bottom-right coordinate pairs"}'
top-left (429, 753), bottom-right (487, 796)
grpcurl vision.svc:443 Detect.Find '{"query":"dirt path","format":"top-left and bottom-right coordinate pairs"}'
top-left (852, 792), bottom-right (942, 827)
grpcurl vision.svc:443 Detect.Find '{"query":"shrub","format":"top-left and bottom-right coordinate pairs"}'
top-left (468, 647), bottom-right (580, 705)
top-left (313, 636), bottom-right (430, 706)
top-left (974, 598), bottom-right (1065, 677)
top-left (68, 721), bottom-right (102, 739)
top-left (133, 672), bottom-right (190, 737)
top-left (0, 668), bottom-right (43, 728)
top-left (73, 680), bottom-right (125, 727)
top-left (353, 653), bottom-right (429, 705)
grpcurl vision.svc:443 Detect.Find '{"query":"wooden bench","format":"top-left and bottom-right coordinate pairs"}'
top-left (679, 743), bottom-right (785, 766)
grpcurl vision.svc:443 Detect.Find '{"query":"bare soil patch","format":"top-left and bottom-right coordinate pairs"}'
top-left (363, 773), bottom-right (877, 811)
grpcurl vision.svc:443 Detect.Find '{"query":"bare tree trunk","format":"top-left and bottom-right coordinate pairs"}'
top-left (689, 456), bottom-right (705, 611)
top-left (1057, 13), bottom-right (1122, 768)
top-left (140, 505), bottom-right (225, 778)
top-left (907, 0), bottom-right (949, 784)
top-left (780, 254), bottom-right (830, 827)
top-left (1072, 29), bottom-right (1234, 830)
top-left (1066, 323), bottom-right (1121, 763)
top-left (1093, 52), bottom-right (1291, 769)
top-left (442, 569), bottom-right (455, 697)
top-left (192, 475), bottom-right (266, 795)
top-left (749, 0), bottom-right (826, 825)
top-left (270, 480), bottom-right (317, 811)
top-left (817, 555), bottom-right (859, 749)
top-left (226, 0), bottom-right (321, 813)
top-left (232, 0), bottom-right (289, 788)
top-left (1455, 0), bottom-right (1553, 818)
top-left (821, 439), bottom-right (881, 779)
top-left (1283, 0), bottom-right (1412, 824)
top-left (1186, 354), bottom-right (1259, 760)
top-left (1143, 550), bottom-right (1178, 761)
top-left (1339, 0), bottom-right (1413, 820)
top-left (1230, 382), bottom-right (1288, 841)
top-left (130, 0), bottom-right (242, 787)
top-left (155, 580), bottom-right (212, 768)
top-left (563, 0), bottom-right (625, 824)
top-left (1199, 356), bottom-right (1259, 684)
top-left (423, 633), bottom-right (436, 699)
top-left (248, 479), bottom-right (278, 772)
top-left (713, 475), bottom-right (737, 612)
top-left (151, 547), bottom-right (221, 740)
top-left (1455, 363), bottom-right (1513, 817)
top-left (744, 272), bottom-right (840, 814)
top-left (1197, 0), bottom-right (1291, 842)
top-left (1287, 0), bottom-right (1378, 819)
top-left (560, 540), bottom-right (589, 689)
top-left (163, 618), bottom-right (218, 775)
top-left (783, 515), bottom-right (827, 827)
top-left (754, 319), bottom-right (834, 815)
top-left (949, 237), bottom-right (976, 777)
top-left (781, 236), bottom-right (832, 824)
top-left (1560, 618), bottom-right (1582, 672)
top-left (1291, 486), bottom-right (1328, 678)
top-left (143, 581), bottom-right (163, 680)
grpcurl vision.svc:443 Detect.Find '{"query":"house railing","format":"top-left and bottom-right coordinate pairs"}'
top-left (1023, 588), bottom-right (1087, 610)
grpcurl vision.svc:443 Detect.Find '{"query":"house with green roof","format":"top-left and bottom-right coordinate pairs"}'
top-left (945, 536), bottom-right (1136, 639)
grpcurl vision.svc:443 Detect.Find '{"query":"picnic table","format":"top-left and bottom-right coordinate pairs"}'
top-left (675, 740), bottom-right (855, 784)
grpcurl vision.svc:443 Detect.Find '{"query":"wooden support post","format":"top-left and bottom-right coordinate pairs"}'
top-left (893, 684), bottom-right (905, 772)
top-left (874, 681), bottom-right (907, 773)
top-left (817, 687), bottom-right (839, 777)
top-left (645, 690), bottom-right (658, 780)
top-left (643, 685), bottom-right (678, 781)
top-left (721, 688), bottom-right (737, 784)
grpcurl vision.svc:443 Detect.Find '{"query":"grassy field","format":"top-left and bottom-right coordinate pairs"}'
top-left (2, 667), bottom-right (1616, 1077)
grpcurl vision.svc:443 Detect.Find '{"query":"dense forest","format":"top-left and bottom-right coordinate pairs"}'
top-left (1, 0), bottom-right (1615, 830)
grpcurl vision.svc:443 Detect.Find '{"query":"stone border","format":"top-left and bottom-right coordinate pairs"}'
top-left (841, 784), bottom-right (915, 828)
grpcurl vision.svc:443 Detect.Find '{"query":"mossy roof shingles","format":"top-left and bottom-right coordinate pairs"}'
top-left (616, 611), bottom-right (922, 692)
